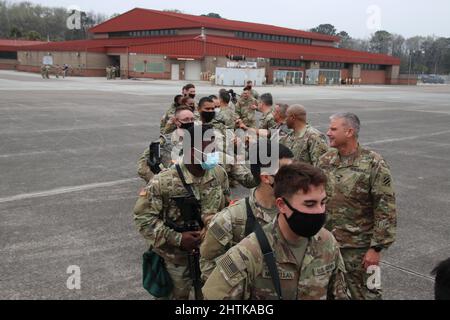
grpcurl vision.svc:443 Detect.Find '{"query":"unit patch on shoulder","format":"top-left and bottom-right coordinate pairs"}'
top-left (139, 188), bottom-right (147, 197)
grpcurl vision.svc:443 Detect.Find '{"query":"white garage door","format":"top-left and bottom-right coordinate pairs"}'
top-left (185, 60), bottom-right (201, 81)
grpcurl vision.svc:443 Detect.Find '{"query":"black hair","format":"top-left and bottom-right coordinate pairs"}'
top-left (432, 258), bottom-right (450, 300)
top-left (219, 90), bottom-right (231, 104)
top-left (198, 96), bottom-right (214, 109)
top-left (183, 83), bottom-right (195, 91)
top-left (174, 94), bottom-right (183, 106)
top-left (260, 93), bottom-right (273, 107)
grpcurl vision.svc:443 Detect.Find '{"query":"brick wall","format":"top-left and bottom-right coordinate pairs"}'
top-left (0, 58), bottom-right (17, 70)
top-left (360, 70), bottom-right (387, 84)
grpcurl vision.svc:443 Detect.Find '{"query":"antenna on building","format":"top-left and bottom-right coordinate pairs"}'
top-left (200, 27), bottom-right (206, 40)
top-left (194, 27), bottom-right (206, 41)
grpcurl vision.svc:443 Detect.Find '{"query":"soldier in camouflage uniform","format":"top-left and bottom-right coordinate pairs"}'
top-left (271, 103), bottom-right (292, 137)
top-left (317, 112), bottom-right (397, 300)
top-left (246, 81), bottom-right (260, 100)
top-left (237, 93), bottom-right (277, 139)
top-left (41, 65), bottom-right (47, 79)
top-left (200, 143), bottom-right (294, 279)
top-left (138, 106), bottom-right (256, 189)
top-left (138, 106), bottom-right (195, 183)
top-left (111, 66), bottom-right (117, 80)
top-left (197, 97), bottom-right (257, 188)
top-left (197, 96), bottom-right (234, 156)
top-left (215, 90), bottom-right (238, 129)
top-left (202, 162), bottom-right (350, 300)
top-left (235, 86), bottom-right (258, 128)
top-left (160, 94), bottom-right (183, 133)
top-left (162, 96), bottom-right (199, 135)
top-left (279, 104), bottom-right (328, 166)
top-left (134, 124), bottom-right (230, 300)
top-left (160, 84), bottom-right (196, 133)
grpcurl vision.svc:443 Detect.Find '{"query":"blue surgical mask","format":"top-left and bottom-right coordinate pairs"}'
top-left (194, 148), bottom-right (219, 170)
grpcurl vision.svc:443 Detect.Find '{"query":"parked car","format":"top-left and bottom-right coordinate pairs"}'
top-left (421, 75), bottom-right (445, 84)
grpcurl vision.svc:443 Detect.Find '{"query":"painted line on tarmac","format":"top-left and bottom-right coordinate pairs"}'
top-left (0, 142), bottom-right (148, 158)
top-left (381, 261), bottom-right (435, 282)
top-left (0, 122), bottom-right (152, 135)
top-left (0, 178), bottom-right (139, 204)
top-left (411, 109), bottom-right (450, 115)
top-left (365, 130), bottom-right (450, 145)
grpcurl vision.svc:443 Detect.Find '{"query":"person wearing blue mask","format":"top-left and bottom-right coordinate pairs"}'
top-left (134, 124), bottom-right (230, 300)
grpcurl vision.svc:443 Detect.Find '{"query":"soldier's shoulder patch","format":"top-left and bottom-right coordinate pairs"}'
top-left (139, 188), bottom-right (148, 197)
top-left (382, 175), bottom-right (391, 187)
top-left (209, 222), bottom-right (227, 241)
top-left (314, 228), bottom-right (333, 243)
top-left (217, 249), bottom-right (247, 286)
top-left (228, 198), bottom-right (242, 207)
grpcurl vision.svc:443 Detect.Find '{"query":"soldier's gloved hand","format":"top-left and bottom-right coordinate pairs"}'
top-left (180, 231), bottom-right (201, 252)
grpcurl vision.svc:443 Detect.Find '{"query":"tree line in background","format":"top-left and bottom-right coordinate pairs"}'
top-left (1, 2), bottom-right (449, 75)
top-left (0, 1), bottom-right (112, 41)
top-left (310, 23), bottom-right (450, 75)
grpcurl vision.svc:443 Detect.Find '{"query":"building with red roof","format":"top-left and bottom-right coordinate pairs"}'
top-left (1, 8), bottom-right (406, 84)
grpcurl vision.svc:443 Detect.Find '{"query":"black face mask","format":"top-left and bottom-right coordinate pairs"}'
top-left (179, 122), bottom-right (194, 130)
top-left (201, 111), bottom-right (215, 123)
top-left (189, 94), bottom-right (196, 99)
top-left (282, 198), bottom-right (326, 238)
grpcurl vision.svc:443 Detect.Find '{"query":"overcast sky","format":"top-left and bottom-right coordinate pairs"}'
top-left (12, 0), bottom-right (450, 39)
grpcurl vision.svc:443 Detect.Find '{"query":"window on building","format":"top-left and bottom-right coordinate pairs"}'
top-left (0, 51), bottom-right (17, 60)
top-left (270, 59), bottom-right (305, 68)
top-left (235, 31), bottom-right (313, 45)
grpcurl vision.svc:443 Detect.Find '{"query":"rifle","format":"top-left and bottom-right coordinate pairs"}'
top-left (147, 141), bottom-right (162, 174)
top-left (164, 202), bottom-right (203, 300)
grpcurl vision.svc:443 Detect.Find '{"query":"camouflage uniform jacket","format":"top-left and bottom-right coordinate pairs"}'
top-left (200, 188), bottom-right (278, 279)
top-left (202, 222), bottom-right (350, 300)
top-left (134, 162), bottom-right (230, 265)
top-left (215, 107), bottom-right (238, 129)
top-left (279, 124), bottom-right (328, 166)
top-left (271, 122), bottom-right (292, 138)
top-left (259, 109), bottom-right (277, 130)
top-left (221, 155), bottom-right (258, 189)
top-left (251, 89), bottom-right (259, 100)
top-left (160, 103), bottom-right (178, 133)
top-left (137, 131), bottom-right (183, 183)
top-left (235, 96), bottom-right (258, 128)
top-left (317, 145), bottom-right (397, 249)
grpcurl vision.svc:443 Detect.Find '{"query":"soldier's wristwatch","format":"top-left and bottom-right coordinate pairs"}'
top-left (372, 246), bottom-right (383, 253)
